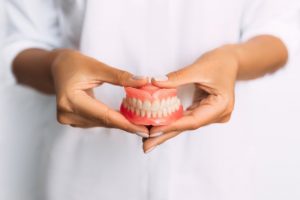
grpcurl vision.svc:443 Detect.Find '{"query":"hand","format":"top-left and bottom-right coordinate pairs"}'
top-left (143, 46), bottom-right (239, 152)
top-left (51, 49), bottom-right (149, 137)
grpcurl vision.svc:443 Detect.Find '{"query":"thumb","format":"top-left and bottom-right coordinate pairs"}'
top-left (152, 66), bottom-right (195, 88)
top-left (100, 65), bottom-right (148, 87)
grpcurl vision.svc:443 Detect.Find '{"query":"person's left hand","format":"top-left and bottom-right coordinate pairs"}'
top-left (143, 46), bottom-right (240, 153)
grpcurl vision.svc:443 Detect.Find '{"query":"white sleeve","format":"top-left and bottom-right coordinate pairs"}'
top-left (1, 0), bottom-right (62, 85)
top-left (240, 0), bottom-right (300, 59)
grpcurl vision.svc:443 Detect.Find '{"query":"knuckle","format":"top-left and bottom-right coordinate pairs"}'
top-left (220, 94), bottom-right (235, 115)
top-left (57, 97), bottom-right (72, 113)
top-left (169, 71), bottom-right (180, 82)
top-left (102, 107), bottom-right (111, 127)
top-left (189, 115), bottom-right (201, 130)
top-left (188, 122), bottom-right (199, 131)
top-left (116, 70), bottom-right (131, 86)
top-left (56, 113), bottom-right (70, 125)
top-left (219, 114), bottom-right (232, 123)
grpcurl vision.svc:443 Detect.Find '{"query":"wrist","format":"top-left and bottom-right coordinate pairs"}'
top-left (49, 48), bottom-right (77, 80)
top-left (217, 44), bottom-right (241, 75)
top-left (199, 44), bottom-right (241, 81)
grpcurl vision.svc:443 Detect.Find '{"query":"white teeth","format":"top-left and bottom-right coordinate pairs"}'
top-left (171, 97), bottom-right (176, 105)
top-left (158, 111), bottom-right (162, 118)
top-left (151, 100), bottom-right (160, 111)
top-left (141, 110), bottom-right (146, 117)
top-left (132, 98), bottom-right (137, 107)
top-left (146, 110), bottom-right (151, 118)
top-left (152, 111), bottom-right (157, 118)
top-left (167, 97), bottom-right (172, 106)
top-left (160, 99), bottom-right (166, 109)
top-left (176, 99), bottom-right (180, 109)
top-left (124, 97), bottom-right (181, 118)
top-left (172, 104), bottom-right (177, 112)
top-left (137, 99), bottom-right (143, 109)
top-left (143, 101), bottom-right (151, 111)
top-left (135, 109), bottom-right (140, 116)
top-left (163, 108), bottom-right (168, 117)
top-left (168, 107), bottom-right (172, 115)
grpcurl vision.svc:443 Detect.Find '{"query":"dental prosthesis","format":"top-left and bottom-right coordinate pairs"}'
top-left (120, 84), bottom-right (183, 126)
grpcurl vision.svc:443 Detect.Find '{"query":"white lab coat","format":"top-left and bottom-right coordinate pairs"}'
top-left (1, 0), bottom-right (300, 200)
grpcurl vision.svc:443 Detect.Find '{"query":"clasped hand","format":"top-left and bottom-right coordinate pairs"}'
top-left (51, 47), bottom-right (239, 153)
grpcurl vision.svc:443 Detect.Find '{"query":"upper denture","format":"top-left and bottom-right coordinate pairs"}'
top-left (122, 84), bottom-right (182, 119)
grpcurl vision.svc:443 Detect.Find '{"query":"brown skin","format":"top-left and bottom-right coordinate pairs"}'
top-left (12, 35), bottom-right (288, 153)
top-left (13, 48), bottom-right (149, 134)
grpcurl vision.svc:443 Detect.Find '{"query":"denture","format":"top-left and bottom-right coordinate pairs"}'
top-left (120, 84), bottom-right (183, 126)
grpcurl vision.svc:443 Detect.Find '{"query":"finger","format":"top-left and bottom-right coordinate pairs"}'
top-left (71, 91), bottom-right (149, 135)
top-left (143, 131), bottom-right (181, 153)
top-left (150, 99), bottom-right (224, 133)
top-left (152, 65), bottom-right (196, 88)
top-left (96, 64), bottom-right (148, 87)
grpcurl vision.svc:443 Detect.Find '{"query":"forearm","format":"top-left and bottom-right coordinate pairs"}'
top-left (221, 35), bottom-right (288, 80)
top-left (12, 48), bottom-right (58, 94)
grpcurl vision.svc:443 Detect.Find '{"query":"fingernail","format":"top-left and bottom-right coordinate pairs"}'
top-left (153, 75), bottom-right (168, 82)
top-left (136, 132), bottom-right (149, 138)
top-left (145, 146), bottom-right (157, 154)
top-left (150, 132), bottom-right (163, 137)
top-left (132, 75), bottom-right (147, 80)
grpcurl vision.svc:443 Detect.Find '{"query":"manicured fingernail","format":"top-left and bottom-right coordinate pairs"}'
top-left (136, 132), bottom-right (149, 138)
top-left (145, 146), bottom-right (156, 153)
top-left (153, 75), bottom-right (168, 82)
top-left (150, 132), bottom-right (163, 137)
top-left (132, 75), bottom-right (147, 80)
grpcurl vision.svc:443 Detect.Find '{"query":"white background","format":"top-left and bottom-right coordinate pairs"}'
top-left (0, 1), bottom-right (300, 200)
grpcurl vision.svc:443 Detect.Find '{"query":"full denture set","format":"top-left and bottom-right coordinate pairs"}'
top-left (120, 84), bottom-right (183, 126)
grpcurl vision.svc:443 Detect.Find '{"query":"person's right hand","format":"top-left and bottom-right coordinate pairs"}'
top-left (50, 49), bottom-right (149, 138)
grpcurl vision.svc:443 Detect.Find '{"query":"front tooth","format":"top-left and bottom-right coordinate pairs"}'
top-left (173, 104), bottom-right (177, 112)
top-left (137, 99), bottom-right (143, 109)
top-left (169, 104), bottom-right (174, 112)
top-left (160, 99), bottom-right (166, 109)
top-left (167, 97), bottom-right (172, 107)
top-left (174, 102), bottom-right (178, 111)
top-left (165, 98), bottom-right (169, 107)
top-left (135, 109), bottom-right (140, 116)
top-left (163, 108), bottom-right (168, 117)
top-left (175, 101), bottom-right (180, 110)
top-left (158, 111), bottom-right (162, 118)
top-left (132, 98), bottom-right (137, 107)
top-left (141, 110), bottom-right (146, 117)
top-left (168, 107), bottom-right (172, 115)
top-left (146, 110), bottom-right (151, 118)
top-left (151, 100), bottom-right (160, 111)
top-left (152, 111), bottom-right (157, 118)
top-left (175, 98), bottom-right (180, 108)
top-left (171, 97), bottom-right (176, 105)
top-left (143, 101), bottom-right (151, 111)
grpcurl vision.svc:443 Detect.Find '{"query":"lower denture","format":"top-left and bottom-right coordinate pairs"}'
top-left (120, 84), bottom-right (183, 126)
